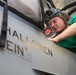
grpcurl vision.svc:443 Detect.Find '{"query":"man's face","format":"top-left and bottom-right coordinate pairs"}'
top-left (48, 17), bottom-right (66, 33)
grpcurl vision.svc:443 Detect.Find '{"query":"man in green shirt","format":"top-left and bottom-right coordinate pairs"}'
top-left (44, 8), bottom-right (76, 53)
top-left (57, 15), bottom-right (76, 53)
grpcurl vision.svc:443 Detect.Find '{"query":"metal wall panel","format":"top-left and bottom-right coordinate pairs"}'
top-left (0, 6), bottom-right (76, 75)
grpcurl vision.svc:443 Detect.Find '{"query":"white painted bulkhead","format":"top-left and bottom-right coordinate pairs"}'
top-left (0, 6), bottom-right (76, 75)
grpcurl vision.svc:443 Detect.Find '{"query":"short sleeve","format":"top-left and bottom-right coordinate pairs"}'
top-left (68, 15), bottom-right (76, 25)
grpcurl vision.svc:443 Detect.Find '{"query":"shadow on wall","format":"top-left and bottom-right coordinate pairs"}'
top-left (33, 69), bottom-right (55, 75)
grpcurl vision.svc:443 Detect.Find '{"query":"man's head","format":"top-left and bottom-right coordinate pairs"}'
top-left (44, 8), bottom-right (69, 33)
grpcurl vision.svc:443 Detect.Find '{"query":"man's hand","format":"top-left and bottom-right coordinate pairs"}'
top-left (48, 37), bottom-right (59, 43)
top-left (48, 23), bottom-right (76, 43)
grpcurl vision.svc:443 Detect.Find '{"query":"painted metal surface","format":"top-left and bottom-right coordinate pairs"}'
top-left (0, 6), bottom-right (76, 75)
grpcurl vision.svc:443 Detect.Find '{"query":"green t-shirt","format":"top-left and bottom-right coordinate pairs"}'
top-left (58, 15), bottom-right (76, 54)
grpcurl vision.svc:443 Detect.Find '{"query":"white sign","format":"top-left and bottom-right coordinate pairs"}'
top-left (0, 7), bottom-right (76, 75)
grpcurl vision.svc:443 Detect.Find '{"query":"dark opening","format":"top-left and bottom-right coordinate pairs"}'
top-left (33, 69), bottom-right (55, 75)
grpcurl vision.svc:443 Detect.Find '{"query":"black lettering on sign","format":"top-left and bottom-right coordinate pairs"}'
top-left (6, 40), bottom-right (24, 56)
top-left (7, 27), bottom-right (53, 57)
top-left (17, 45), bottom-right (24, 56)
top-left (7, 27), bottom-right (11, 35)
top-left (6, 40), bottom-right (32, 62)
top-left (12, 30), bottom-right (19, 39)
top-left (7, 27), bottom-right (24, 41)
top-left (6, 40), bottom-right (13, 52)
top-left (20, 33), bottom-right (24, 42)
